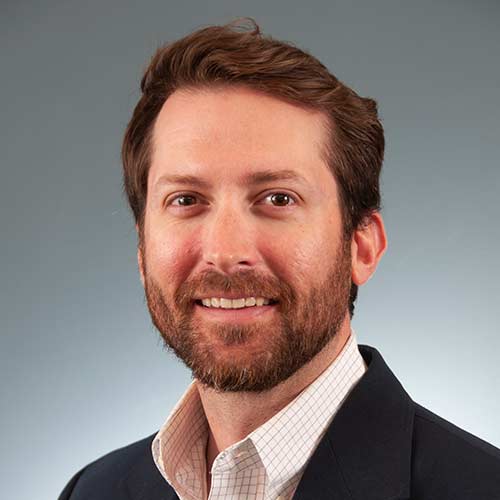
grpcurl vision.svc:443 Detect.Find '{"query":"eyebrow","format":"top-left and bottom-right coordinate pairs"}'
top-left (153, 169), bottom-right (309, 191)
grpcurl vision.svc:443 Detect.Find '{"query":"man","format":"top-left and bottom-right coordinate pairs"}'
top-left (59, 19), bottom-right (500, 500)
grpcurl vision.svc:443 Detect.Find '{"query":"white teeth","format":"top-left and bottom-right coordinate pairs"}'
top-left (230, 298), bottom-right (246, 309)
top-left (220, 298), bottom-right (235, 309)
top-left (245, 297), bottom-right (256, 307)
top-left (200, 297), bottom-right (272, 309)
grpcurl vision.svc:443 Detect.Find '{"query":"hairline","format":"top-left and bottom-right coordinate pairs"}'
top-left (139, 81), bottom-right (351, 236)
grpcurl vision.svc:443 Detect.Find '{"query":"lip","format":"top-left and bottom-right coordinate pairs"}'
top-left (194, 302), bottom-right (277, 323)
top-left (194, 295), bottom-right (276, 301)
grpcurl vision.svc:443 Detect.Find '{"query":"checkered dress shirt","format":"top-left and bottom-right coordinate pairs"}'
top-left (152, 330), bottom-right (367, 500)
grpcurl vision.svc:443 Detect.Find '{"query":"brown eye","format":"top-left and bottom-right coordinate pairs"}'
top-left (170, 194), bottom-right (198, 206)
top-left (264, 192), bottom-right (296, 207)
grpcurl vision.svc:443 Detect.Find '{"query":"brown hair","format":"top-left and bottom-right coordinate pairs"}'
top-left (121, 18), bottom-right (385, 318)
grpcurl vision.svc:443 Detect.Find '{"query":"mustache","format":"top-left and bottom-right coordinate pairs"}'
top-left (175, 268), bottom-right (295, 307)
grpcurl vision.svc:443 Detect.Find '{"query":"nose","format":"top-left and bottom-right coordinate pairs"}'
top-left (202, 204), bottom-right (259, 275)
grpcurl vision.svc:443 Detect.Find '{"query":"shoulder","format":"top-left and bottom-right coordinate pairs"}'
top-left (411, 403), bottom-right (500, 498)
top-left (58, 432), bottom-right (161, 500)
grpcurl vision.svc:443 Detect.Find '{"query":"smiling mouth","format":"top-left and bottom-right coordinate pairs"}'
top-left (193, 300), bottom-right (279, 323)
top-left (194, 299), bottom-right (279, 308)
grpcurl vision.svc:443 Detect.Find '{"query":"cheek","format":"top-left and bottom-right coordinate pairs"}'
top-left (146, 227), bottom-right (196, 283)
top-left (294, 239), bottom-right (327, 281)
top-left (262, 228), bottom-right (325, 283)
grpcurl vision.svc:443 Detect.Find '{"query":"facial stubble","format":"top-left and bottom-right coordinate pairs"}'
top-left (141, 236), bottom-right (353, 393)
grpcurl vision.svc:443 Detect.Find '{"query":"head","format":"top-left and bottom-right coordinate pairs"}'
top-left (122, 19), bottom-right (387, 392)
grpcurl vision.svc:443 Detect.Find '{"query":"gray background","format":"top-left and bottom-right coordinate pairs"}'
top-left (1, 1), bottom-right (499, 499)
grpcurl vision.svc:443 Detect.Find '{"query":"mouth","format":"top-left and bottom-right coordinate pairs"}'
top-left (194, 299), bottom-right (279, 307)
top-left (193, 299), bottom-right (279, 323)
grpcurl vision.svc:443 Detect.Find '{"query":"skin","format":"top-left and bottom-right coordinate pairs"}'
top-left (136, 86), bottom-right (387, 490)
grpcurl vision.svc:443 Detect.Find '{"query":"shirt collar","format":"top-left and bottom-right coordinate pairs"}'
top-left (152, 379), bottom-right (207, 498)
top-left (248, 330), bottom-right (366, 492)
top-left (152, 329), bottom-right (366, 498)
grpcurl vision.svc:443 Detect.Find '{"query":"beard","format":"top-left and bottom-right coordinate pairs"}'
top-left (141, 236), bottom-right (352, 393)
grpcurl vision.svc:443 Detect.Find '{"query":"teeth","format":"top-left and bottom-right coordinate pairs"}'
top-left (229, 298), bottom-right (246, 309)
top-left (245, 297), bottom-right (256, 307)
top-left (221, 298), bottom-right (237, 309)
top-left (201, 298), bottom-right (220, 308)
top-left (200, 297), bottom-right (272, 309)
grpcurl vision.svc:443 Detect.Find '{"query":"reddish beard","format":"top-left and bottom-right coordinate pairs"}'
top-left (142, 237), bottom-right (352, 392)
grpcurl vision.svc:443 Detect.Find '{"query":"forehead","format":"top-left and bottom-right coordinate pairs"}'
top-left (149, 86), bottom-right (335, 191)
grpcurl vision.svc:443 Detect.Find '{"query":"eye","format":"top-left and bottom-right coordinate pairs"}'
top-left (168, 193), bottom-right (199, 207)
top-left (166, 191), bottom-right (297, 209)
top-left (260, 192), bottom-right (297, 207)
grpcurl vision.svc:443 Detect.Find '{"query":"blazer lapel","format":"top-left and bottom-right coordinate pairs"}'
top-left (123, 449), bottom-right (179, 500)
top-left (293, 345), bottom-right (414, 500)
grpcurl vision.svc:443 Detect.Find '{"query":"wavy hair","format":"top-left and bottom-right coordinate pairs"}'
top-left (121, 18), bottom-right (385, 317)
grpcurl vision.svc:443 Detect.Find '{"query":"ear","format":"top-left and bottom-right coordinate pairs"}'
top-left (350, 212), bottom-right (387, 286)
top-left (136, 224), bottom-right (145, 288)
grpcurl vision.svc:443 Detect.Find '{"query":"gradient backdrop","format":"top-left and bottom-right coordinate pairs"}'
top-left (1, 1), bottom-right (499, 499)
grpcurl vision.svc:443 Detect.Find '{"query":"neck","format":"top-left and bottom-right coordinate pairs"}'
top-left (197, 316), bottom-right (352, 474)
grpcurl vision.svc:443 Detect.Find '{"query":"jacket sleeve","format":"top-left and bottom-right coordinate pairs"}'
top-left (58, 466), bottom-right (88, 500)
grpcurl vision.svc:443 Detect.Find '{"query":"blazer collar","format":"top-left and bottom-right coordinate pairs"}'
top-left (292, 345), bottom-right (415, 500)
top-left (123, 449), bottom-right (178, 500)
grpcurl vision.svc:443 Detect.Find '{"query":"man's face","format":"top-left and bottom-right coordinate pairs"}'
top-left (139, 86), bottom-right (353, 392)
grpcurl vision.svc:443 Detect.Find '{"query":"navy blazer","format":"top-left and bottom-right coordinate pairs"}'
top-left (59, 345), bottom-right (500, 499)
